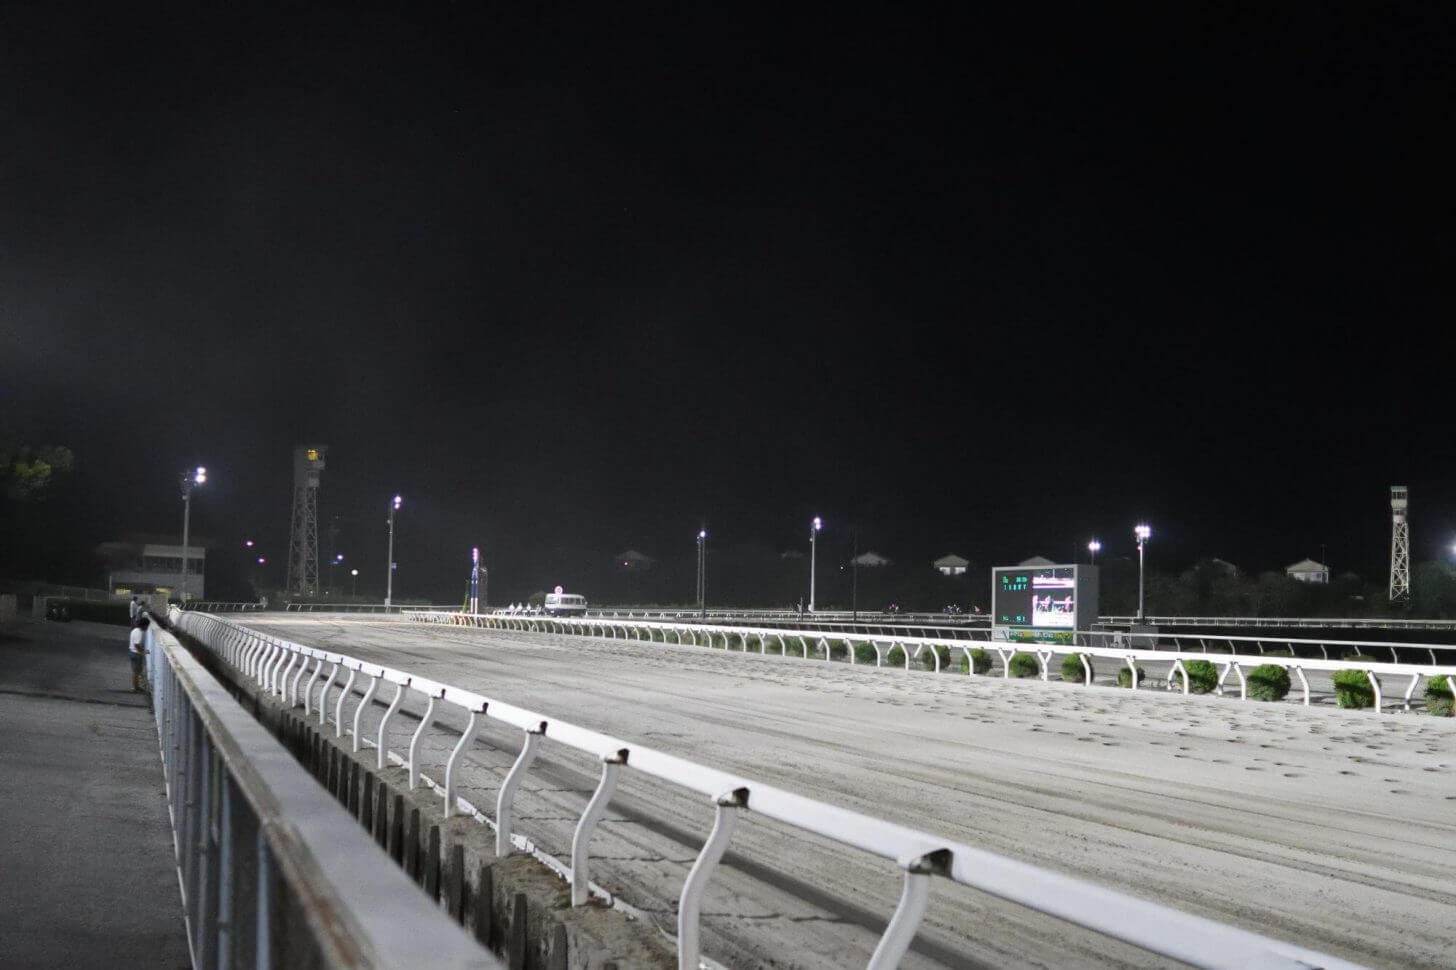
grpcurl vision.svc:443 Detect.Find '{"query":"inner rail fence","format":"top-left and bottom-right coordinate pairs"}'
top-left (175, 609), bottom-right (1367, 970)
top-left (414, 611), bottom-right (1456, 714)
top-left (143, 616), bottom-right (499, 970)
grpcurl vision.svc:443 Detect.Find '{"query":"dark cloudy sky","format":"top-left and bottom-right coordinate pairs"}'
top-left (3, 5), bottom-right (1453, 599)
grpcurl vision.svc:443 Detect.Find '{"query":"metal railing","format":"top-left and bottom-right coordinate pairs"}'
top-left (146, 615), bottom-right (499, 970)
top-left (1099, 614), bottom-right (1456, 631)
top-left (415, 611), bottom-right (1456, 713)
top-left (284, 603), bottom-right (412, 614)
top-left (176, 609), bottom-right (1369, 970)
top-left (182, 601), bottom-right (265, 612)
top-left (588, 607), bottom-right (990, 625)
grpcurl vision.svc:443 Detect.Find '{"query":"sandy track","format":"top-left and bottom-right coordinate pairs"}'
top-left (238, 615), bottom-right (1456, 969)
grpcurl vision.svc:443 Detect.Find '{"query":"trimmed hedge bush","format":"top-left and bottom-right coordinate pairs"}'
top-left (853, 642), bottom-right (879, 664)
top-left (1247, 664), bottom-right (1291, 702)
top-left (960, 648), bottom-right (993, 674)
top-left (1425, 675), bottom-right (1454, 717)
top-left (1061, 653), bottom-right (1091, 683)
top-left (1008, 651), bottom-right (1040, 678)
top-left (885, 646), bottom-right (907, 667)
top-left (1117, 664), bottom-right (1146, 688)
top-left (921, 645), bottom-right (952, 671)
top-left (1333, 667), bottom-right (1379, 709)
top-left (1182, 659), bottom-right (1218, 694)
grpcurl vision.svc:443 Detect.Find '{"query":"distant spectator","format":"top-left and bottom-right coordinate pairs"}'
top-left (129, 616), bottom-right (151, 693)
top-left (128, 596), bottom-right (141, 622)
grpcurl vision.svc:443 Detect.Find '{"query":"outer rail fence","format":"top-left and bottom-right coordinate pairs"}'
top-left (143, 615), bottom-right (499, 970)
top-left (176, 611), bottom-right (1368, 970)
top-left (417, 611), bottom-right (1456, 714)
top-left (588, 608), bottom-right (990, 626)
top-left (1100, 614), bottom-right (1456, 631)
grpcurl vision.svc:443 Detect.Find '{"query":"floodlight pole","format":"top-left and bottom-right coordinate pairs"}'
top-left (808, 516), bottom-right (822, 612)
top-left (179, 466), bottom-right (206, 602)
top-left (385, 495), bottom-right (402, 607)
top-left (696, 529), bottom-right (707, 616)
top-left (1134, 524), bottom-right (1151, 621)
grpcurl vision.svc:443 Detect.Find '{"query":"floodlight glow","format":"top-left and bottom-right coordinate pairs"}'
top-left (335, 554), bottom-right (344, 562)
top-left (1135, 524), bottom-right (1151, 541)
top-left (393, 495), bottom-right (403, 509)
top-left (1088, 540), bottom-right (1101, 553)
top-left (257, 557), bottom-right (266, 565)
top-left (351, 568), bottom-right (358, 576)
top-left (244, 539), bottom-right (254, 547)
top-left (472, 547), bottom-right (480, 563)
top-left (194, 467), bottom-right (207, 484)
top-left (812, 516), bottom-right (822, 531)
top-left (698, 530), bottom-right (706, 540)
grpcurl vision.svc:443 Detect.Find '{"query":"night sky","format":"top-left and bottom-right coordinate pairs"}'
top-left (3, 6), bottom-right (1453, 601)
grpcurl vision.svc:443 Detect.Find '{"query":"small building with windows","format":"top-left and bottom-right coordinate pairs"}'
top-left (1019, 556), bottom-right (1056, 567)
top-left (934, 554), bottom-right (969, 576)
top-left (851, 551), bottom-right (891, 567)
top-left (98, 536), bottom-right (208, 601)
top-left (1286, 558), bottom-right (1330, 584)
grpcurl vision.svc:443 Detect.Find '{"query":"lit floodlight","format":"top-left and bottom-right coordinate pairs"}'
top-left (812, 516), bottom-right (822, 531)
top-left (393, 494), bottom-right (403, 509)
top-left (1135, 524), bottom-right (1151, 541)
top-left (257, 557), bottom-right (266, 565)
top-left (351, 568), bottom-right (358, 576)
top-left (1088, 540), bottom-right (1101, 553)
top-left (698, 529), bottom-right (706, 540)
top-left (472, 547), bottom-right (480, 563)
top-left (194, 467), bottom-right (207, 484)
top-left (335, 554), bottom-right (344, 562)
top-left (244, 539), bottom-right (254, 547)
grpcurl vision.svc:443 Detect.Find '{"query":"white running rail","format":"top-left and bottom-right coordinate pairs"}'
top-left (173, 608), bottom-right (1372, 970)
top-left (413, 611), bottom-right (1456, 714)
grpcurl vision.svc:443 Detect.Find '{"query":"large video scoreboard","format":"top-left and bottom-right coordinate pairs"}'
top-left (991, 564), bottom-right (1098, 641)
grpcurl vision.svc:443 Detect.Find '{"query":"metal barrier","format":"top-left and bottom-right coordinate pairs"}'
top-left (1099, 614), bottom-right (1456, 631)
top-left (413, 611), bottom-right (1456, 713)
top-left (176, 609), bottom-right (1368, 970)
top-left (146, 616), bottom-right (499, 970)
top-left (182, 601), bottom-right (264, 612)
top-left (588, 607), bottom-right (990, 626)
top-left (283, 603), bottom-right (413, 614)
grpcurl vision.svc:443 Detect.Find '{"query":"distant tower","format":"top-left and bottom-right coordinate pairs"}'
top-left (286, 446), bottom-right (327, 596)
top-left (1388, 485), bottom-right (1410, 601)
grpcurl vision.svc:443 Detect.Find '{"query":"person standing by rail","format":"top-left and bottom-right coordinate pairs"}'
top-left (128, 615), bottom-right (150, 692)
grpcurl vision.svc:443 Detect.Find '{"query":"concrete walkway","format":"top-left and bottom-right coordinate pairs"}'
top-left (0, 618), bottom-right (190, 969)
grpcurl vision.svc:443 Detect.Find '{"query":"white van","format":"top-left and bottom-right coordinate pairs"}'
top-left (543, 592), bottom-right (588, 617)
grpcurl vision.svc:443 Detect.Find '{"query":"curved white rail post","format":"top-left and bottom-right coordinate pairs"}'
top-left (444, 705), bottom-right (488, 818)
top-left (572, 749), bottom-right (628, 906)
top-left (1449, 676), bottom-right (1456, 707)
top-left (1367, 672), bottom-right (1382, 713)
top-left (1293, 666), bottom-right (1311, 705)
top-left (1126, 656), bottom-right (1139, 690)
top-left (1079, 653), bottom-right (1093, 686)
top-left (867, 848), bottom-right (951, 970)
top-left (377, 681), bottom-right (407, 771)
top-left (288, 656), bottom-right (310, 708)
top-left (676, 787), bottom-right (748, 970)
top-left (1037, 649), bottom-right (1052, 682)
top-left (1231, 663), bottom-right (1247, 700)
top-left (408, 693), bottom-right (442, 790)
top-left (276, 650), bottom-right (299, 698)
top-left (1170, 659), bottom-right (1189, 695)
top-left (333, 666), bottom-right (358, 738)
top-left (496, 725), bottom-right (545, 856)
top-left (316, 663), bottom-right (339, 726)
top-left (351, 672), bottom-right (381, 752)
top-left (303, 659), bottom-right (324, 717)
top-left (1402, 673), bottom-right (1420, 712)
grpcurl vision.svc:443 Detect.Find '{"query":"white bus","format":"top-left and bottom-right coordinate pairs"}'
top-left (543, 591), bottom-right (588, 617)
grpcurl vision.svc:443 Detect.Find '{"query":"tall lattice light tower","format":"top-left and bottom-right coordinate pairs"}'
top-left (286, 446), bottom-right (327, 596)
top-left (1388, 485), bottom-right (1410, 601)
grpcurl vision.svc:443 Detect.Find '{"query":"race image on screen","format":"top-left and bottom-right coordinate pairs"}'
top-left (994, 566), bottom-right (1076, 630)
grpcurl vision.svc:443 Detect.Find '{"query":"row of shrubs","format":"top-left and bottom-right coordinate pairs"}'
top-left (691, 633), bottom-right (1454, 714)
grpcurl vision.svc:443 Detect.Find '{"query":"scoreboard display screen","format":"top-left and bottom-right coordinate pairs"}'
top-left (992, 564), bottom-right (1095, 640)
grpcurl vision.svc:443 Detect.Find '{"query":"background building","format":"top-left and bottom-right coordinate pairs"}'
top-left (935, 554), bottom-right (969, 576)
top-left (98, 537), bottom-right (207, 600)
top-left (1286, 558), bottom-right (1330, 584)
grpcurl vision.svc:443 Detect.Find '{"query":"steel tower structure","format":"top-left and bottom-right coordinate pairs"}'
top-left (286, 446), bottom-right (327, 596)
top-left (1389, 485), bottom-right (1410, 601)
